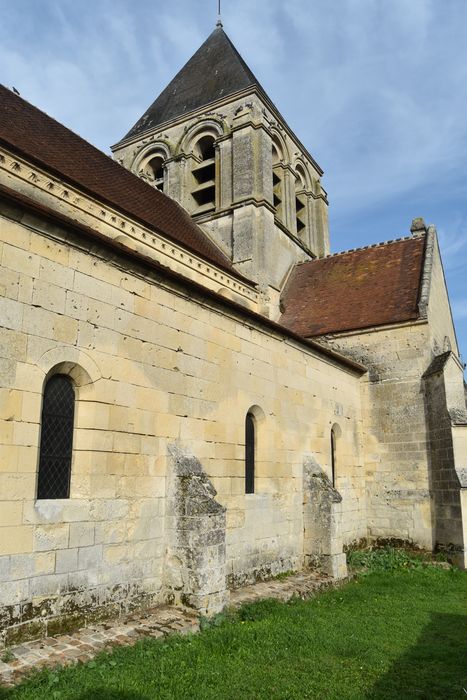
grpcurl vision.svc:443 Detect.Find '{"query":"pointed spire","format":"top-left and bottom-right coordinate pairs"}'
top-left (216, 0), bottom-right (223, 27)
top-left (121, 27), bottom-right (263, 141)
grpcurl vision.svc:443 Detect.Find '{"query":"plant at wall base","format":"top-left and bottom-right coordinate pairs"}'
top-left (347, 546), bottom-right (447, 573)
top-left (271, 569), bottom-right (296, 581)
top-left (1, 648), bottom-right (15, 663)
top-left (199, 609), bottom-right (237, 632)
top-left (4, 567), bottom-right (466, 700)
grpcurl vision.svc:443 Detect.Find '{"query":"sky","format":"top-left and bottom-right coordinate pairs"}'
top-left (1, 0), bottom-right (466, 362)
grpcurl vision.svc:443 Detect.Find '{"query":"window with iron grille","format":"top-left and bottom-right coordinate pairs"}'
top-left (37, 374), bottom-right (75, 499)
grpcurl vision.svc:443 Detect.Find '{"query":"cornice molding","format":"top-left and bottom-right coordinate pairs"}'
top-left (112, 86), bottom-right (324, 177)
top-left (0, 147), bottom-right (258, 307)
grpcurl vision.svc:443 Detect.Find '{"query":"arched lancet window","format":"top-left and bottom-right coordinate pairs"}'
top-left (330, 423), bottom-right (341, 488)
top-left (145, 155), bottom-right (165, 192)
top-left (37, 374), bottom-right (75, 499)
top-left (330, 427), bottom-right (336, 487)
top-left (272, 143), bottom-right (283, 222)
top-left (295, 165), bottom-right (307, 238)
top-left (138, 151), bottom-right (167, 192)
top-left (245, 412), bottom-right (255, 494)
top-left (191, 135), bottom-right (216, 213)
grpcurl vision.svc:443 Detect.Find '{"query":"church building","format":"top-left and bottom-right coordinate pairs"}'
top-left (0, 23), bottom-right (465, 645)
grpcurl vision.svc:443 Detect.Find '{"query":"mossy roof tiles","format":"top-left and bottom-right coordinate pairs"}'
top-left (280, 236), bottom-right (426, 337)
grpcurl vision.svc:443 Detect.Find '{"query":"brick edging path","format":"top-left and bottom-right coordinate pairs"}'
top-left (0, 570), bottom-right (341, 687)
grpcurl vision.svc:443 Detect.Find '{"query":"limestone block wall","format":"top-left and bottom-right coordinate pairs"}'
top-left (322, 323), bottom-right (434, 549)
top-left (425, 235), bottom-right (460, 357)
top-left (0, 200), bottom-right (364, 642)
top-left (303, 457), bottom-right (347, 579)
top-left (423, 367), bottom-right (465, 565)
top-left (165, 445), bottom-right (228, 614)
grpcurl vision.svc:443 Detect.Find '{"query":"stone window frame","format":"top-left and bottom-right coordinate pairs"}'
top-left (133, 142), bottom-right (171, 192)
top-left (36, 373), bottom-right (76, 500)
top-left (181, 121), bottom-right (224, 216)
top-left (245, 411), bottom-right (255, 494)
top-left (293, 160), bottom-right (312, 241)
top-left (244, 404), bottom-right (266, 496)
top-left (175, 118), bottom-right (226, 216)
top-left (190, 133), bottom-right (217, 214)
top-left (271, 137), bottom-right (285, 223)
top-left (34, 348), bottom-right (101, 503)
top-left (270, 130), bottom-right (291, 226)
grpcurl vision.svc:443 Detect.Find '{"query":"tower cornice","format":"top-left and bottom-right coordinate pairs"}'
top-left (112, 85), bottom-right (324, 177)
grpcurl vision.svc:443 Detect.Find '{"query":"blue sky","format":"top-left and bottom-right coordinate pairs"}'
top-left (1, 0), bottom-right (466, 361)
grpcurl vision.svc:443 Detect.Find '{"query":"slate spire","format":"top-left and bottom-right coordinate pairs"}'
top-left (122, 26), bottom-right (263, 141)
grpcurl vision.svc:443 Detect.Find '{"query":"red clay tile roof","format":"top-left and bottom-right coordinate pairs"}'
top-left (0, 84), bottom-right (244, 280)
top-left (280, 236), bottom-right (426, 337)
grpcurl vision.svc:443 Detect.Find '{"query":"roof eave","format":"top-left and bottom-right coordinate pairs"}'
top-left (0, 182), bottom-right (364, 376)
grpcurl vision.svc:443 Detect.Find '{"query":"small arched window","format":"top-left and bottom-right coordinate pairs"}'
top-left (191, 135), bottom-right (216, 213)
top-left (37, 374), bottom-right (75, 499)
top-left (245, 412), bottom-right (255, 494)
top-left (145, 155), bottom-right (165, 192)
top-left (330, 427), bottom-right (336, 487)
top-left (138, 152), bottom-right (166, 192)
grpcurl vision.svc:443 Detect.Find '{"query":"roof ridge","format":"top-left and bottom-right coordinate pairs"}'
top-left (218, 27), bottom-right (261, 86)
top-left (120, 26), bottom-right (262, 141)
top-left (296, 233), bottom-right (426, 266)
top-left (0, 84), bottom-right (241, 278)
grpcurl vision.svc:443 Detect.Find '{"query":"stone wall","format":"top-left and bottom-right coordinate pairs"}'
top-left (164, 444), bottom-right (228, 614)
top-left (423, 367), bottom-right (464, 563)
top-left (423, 353), bottom-right (467, 567)
top-left (319, 230), bottom-right (466, 557)
top-left (303, 457), bottom-right (347, 578)
top-left (0, 197), bottom-right (364, 642)
top-left (425, 232), bottom-right (460, 356)
top-left (321, 322), bottom-right (434, 549)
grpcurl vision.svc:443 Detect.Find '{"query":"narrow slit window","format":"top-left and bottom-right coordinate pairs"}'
top-left (37, 374), bottom-right (75, 499)
top-left (295, 166), bottom-right (307, 238)
top-left (245, 412), bottom-right (255, 494)
top-left (272, 144), bottom-right (283, 222)
top-left (330, 428), bottom-right (336, 487)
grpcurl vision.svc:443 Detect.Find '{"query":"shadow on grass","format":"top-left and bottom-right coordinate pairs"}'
top-left (367, 612), bottom-right (467, 699)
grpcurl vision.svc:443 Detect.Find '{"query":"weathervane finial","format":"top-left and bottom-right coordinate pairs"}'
top-left (216, 0), bottom-right (223, 27)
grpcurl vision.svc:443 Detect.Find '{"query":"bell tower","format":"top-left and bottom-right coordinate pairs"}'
top-left (112, 24), bottom-right (330, 316)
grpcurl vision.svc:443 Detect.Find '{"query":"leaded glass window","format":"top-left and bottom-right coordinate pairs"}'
top-left (37, 374), bottom-right (75, 499)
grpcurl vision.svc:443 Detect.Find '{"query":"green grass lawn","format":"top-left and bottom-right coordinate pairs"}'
top-left (2, 557), bottom-right (466, 700)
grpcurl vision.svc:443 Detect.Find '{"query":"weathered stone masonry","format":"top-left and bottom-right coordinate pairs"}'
top-left (0, 193), bottom-right (364, 644)
top-left (0, 22), bottom-right (466, 647)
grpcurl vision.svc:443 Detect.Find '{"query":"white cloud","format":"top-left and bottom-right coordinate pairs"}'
top-left (0, 0), bottom-right (466, 355)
